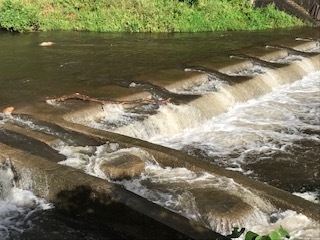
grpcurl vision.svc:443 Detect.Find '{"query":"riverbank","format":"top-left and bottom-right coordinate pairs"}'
top-left (0, 0), bottom-right (308, 33)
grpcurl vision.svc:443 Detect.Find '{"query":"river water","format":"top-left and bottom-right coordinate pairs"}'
top-left (0, 28), bottom-right (319, 239)
top-left (65, 70), bottom-right (319, 238)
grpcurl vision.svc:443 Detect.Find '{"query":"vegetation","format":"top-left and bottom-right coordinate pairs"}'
top-left (0, 0), bottom-right (306, 32)
top-left (226, 226), bottom-right (298, 240)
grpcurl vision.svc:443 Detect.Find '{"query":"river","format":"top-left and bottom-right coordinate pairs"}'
top-left (0, 27), bottom-right (319, 239)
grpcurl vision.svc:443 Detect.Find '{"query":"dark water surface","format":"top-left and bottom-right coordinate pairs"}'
top-left (0, 27), bottom-right (315, 109)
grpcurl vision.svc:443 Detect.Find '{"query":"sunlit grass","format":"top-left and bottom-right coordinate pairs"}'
top-left (0, 0), bottom-right (307, 32)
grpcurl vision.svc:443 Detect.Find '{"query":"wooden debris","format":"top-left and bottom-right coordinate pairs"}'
top-left (2, 106), bottom-right (14, 114)
top-left (46, 93), bottom-right (171, 105)
top-left (39, 41), bottom-right (55, 47)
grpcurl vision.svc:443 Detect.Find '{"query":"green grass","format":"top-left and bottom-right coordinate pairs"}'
top-left (0, 0), bottom-right (307, 32)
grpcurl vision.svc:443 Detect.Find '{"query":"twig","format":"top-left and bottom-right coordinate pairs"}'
top-left (46, 93), bottom-right (171, 105)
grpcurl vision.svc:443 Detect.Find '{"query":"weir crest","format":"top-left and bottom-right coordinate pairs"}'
top-left (1, 34), bottom-right (319, 239)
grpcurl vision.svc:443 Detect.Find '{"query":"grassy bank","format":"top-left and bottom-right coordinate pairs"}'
top-left (0, 0), bottom-right (307, 32)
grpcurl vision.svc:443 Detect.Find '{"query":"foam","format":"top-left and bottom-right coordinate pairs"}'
top-left (2, 69), bottom-right (319, 237)
top-left (293, 191), bottom-right (319, 204)
top-left (0, 160), bottom-right (52, 239)
top-left (246, 210), bottom-right (320, 240)
top-left (152, 71), bottom-right (320, 172)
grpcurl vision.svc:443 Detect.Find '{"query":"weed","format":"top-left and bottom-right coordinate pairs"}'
top-left (226, 226), bottom-right (299, 240)
top-left (0, 0), bottom-right (306, 32)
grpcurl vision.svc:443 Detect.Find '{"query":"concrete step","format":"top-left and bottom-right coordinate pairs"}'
top-left (0, 143), bottom-right (224, 240)
top-left (1, 32), bottom-right (319, 239)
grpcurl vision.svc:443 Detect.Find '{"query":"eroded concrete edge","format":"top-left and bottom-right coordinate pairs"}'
top-left (0, 143), bottom-right (225, 240)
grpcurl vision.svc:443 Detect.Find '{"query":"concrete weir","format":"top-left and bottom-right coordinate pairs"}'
top-left (1, 32), bottom-right (320, 239)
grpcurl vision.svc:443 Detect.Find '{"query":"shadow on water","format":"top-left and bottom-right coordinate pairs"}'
top-left (18, 185), bottom-right (221, 240)
top-left (12, 185), bottom-right (129, 240)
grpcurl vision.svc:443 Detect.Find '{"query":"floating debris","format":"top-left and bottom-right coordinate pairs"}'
top-left (2, 107), bottom-right (14, 114)
top-left (39, 42), bottom-right (55, 47)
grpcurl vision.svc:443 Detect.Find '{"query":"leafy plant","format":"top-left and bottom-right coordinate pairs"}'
top-left (0, 0), bottom-right (306, 32)
top-left (226, 227), bottom-right (246, 238)
top-left (225, 226), bottom-right (299, 240)
top-left (0, 0), bottom-right (40, 32)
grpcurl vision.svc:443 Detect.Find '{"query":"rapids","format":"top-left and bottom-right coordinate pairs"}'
top-left (53, 70), bottom-right (320, 236)
top-left (0, 160), bottom-right (52, 240)
top-left (0, 28), bottom-right (319, 239)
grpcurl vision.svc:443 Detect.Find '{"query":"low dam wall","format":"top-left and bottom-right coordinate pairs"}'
top-left (0, 143), bottom-right (222, 240)
top-left (1, 28), bottom-right (319, 239)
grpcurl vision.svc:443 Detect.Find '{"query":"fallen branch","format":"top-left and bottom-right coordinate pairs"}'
top-left (46, 93), bottom-right (171, 105)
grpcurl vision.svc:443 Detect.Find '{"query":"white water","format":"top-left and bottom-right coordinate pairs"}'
top-left (54, 140), bottom-right (275, 233)
top-left (1, 64), bottom-right (319, 237)
top-left (53, 141), bottom-right (320, 237)
top-left (86, 70), bottom-right (320, 174)
top-left (247, 210), bottom-right (320, 240)
top-left (151, 71), bottom-right (320, 172)
top-left (84, 55), bottom-right (319, 142)
top-left (293, 191), bottom-right (319, 204)
top-left (0, 160), bottom-right (52, 240)
top-left (151, 70), bottom-right (320, 237)
top-left (62, 70), bottom-right (320, 237)
top-left (227, 65), bottom-right (268, 76)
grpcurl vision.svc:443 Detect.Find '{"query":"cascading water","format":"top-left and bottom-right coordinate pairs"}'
top-left (54, 141), bottom-right (273, 234)
top-left (1, 31), bottom-right (319, 239)
top-left (84, 52), bottom-right (319, 142)
top-left (151, 70), bottom-right (320, 193)
top-left (53, 71), bottom-right (320, 237)
top-left (63, 51), bottom-right (320, 236)
top-left (0, 159), bottom-right (52, 240)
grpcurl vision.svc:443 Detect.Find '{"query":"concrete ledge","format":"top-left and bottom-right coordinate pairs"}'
top-left (3, 33), bottom-right (319, 237)
top-left (0, 143), bottom-right (225, 240)
top-left (58, 121), bottom-right (320, 222)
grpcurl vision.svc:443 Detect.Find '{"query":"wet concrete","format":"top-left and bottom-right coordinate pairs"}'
top-left (0, 143), bottom-right (225, 240)
top-left (0, 128), bottom-right (65, 162)
top-left (1, 30), bottom-right (319, 238)
top-left (100, 154), bottom-right (145, 180)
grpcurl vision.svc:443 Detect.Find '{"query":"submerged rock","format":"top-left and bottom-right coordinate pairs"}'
top-left (190, 188), bottom-right (266, 234)
top-left (100, 154), bottom-right (145, 180)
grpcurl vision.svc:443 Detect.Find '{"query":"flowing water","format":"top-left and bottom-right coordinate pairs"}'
top-left (0, 160), bottom-right (52, 239)
top-left (85, 70), bottom-right (320, 193)
top-left (67, 71), bottom-right (320, 238)
top-left (0, 28), bottom-right (320, 239)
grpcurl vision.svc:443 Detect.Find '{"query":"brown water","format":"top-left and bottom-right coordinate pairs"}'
top-left (0, 27), bottom-right (315, 109)
top-left (0, 27), bottom-right (319, 239)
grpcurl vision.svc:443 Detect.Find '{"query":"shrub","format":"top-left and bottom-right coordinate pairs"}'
top-left (0, 0), bottom-right (40, 32)
top-left (0, 0), bottom-right (306, 32)
top-left (226, 226), bottom-right (299, 240)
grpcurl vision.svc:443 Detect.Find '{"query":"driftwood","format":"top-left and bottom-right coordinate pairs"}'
top-left (39, 41), bottom-right (55, 47)
top-left (2, 106), bottom-right (14, 114)
top-left (46, 93), bottom-right (171, 105)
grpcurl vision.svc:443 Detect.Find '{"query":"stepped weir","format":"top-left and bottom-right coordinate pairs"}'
top-left (0, 29), bottom-right (319, 239)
